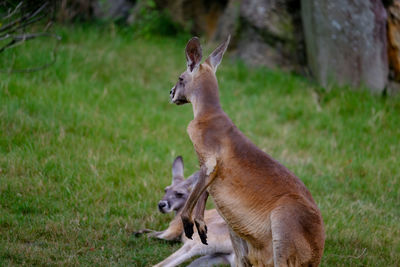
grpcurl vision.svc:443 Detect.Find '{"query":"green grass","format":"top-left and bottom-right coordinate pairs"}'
top-left (0, 25), bottom-right (399, 266)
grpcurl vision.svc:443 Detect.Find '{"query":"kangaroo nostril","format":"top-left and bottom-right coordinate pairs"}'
top-left (158, 202), bottom-right (166, 208)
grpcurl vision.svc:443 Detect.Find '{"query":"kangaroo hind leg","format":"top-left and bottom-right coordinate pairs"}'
top-left (228, 228), bottom-right (251, 267)
top-left (153, 243), bottom-right (193, 267)
top-left (270, 207), bottom-right (312, 267)
top-left (186, 253), bottom-right (232, 267)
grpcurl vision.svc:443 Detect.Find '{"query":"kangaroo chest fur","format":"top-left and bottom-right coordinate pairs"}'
top-left (187, 118), bottom-right (220, 169)
top-left (187, 117), bottom-right (273, 241)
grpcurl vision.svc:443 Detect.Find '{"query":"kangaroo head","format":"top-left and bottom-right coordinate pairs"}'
top-left (158, 156), bottom-right (199, 214)
top-left (170, 36), bottom-right (230, 106)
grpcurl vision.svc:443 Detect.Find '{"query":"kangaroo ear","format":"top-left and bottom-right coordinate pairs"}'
top-left (172, 156), bottom-right (184, 182)
top-left (185, 37), bottom-right (202, 73)
top-left (183, 171), bottom-right (200, 191)
top-left (205, 35), bottom-right (230, 73)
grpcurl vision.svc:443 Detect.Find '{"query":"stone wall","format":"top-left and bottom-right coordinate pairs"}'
top-left (301, 0), bottom-right (388, 93)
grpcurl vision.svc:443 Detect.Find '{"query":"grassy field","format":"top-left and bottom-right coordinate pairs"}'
top-left (0, 26), bottom-right (399, 266)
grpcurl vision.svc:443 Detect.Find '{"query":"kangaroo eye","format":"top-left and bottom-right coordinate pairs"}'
top-left (175, 192), bottom-right (184, 198)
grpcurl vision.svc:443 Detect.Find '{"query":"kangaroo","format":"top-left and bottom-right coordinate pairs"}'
top-left (134, 156), bottom-right (234, 267)
top-left (169, 36), bottom-right (325, 266)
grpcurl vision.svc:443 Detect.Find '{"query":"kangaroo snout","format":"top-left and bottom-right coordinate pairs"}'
top-left (170, 86), bottom-right (175, 101)
top-left (170, 85), bottom-right (188, 105)
top-left (158, 200), bottom-right (168, 213)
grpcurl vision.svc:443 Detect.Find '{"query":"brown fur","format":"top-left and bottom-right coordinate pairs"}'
top-left (170, 37), bottom-right (325, 266)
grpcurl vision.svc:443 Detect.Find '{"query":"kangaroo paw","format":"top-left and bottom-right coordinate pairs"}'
top-left (182, 216), bottom-right (194, 239)
top-left (133, 229), bottom-right (154, 237)
top-left (195, 219), bottom-right (208, 245)
top-left (133, 229), bottom-right (147, 237)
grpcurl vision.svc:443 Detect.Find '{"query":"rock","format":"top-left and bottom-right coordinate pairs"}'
top-left (156, 0), bottom-right (229, 39)
top-left (213, 0), bottom-right (241, 42)
top-left (153, 0), bottom-right (303, 69)
top-left (235, 0), bottom-right (304, 69)
top-left (302, 0), bottom-right (388, 93)
top-left (236, 26), bottom-right (292, 69)
top-left (388, 0), bottom-right (400, 82)
top-left (240, 0), bottom-right (293, 39)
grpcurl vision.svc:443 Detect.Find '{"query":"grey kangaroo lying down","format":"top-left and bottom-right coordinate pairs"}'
top-left (135, 156), bottom-right (234, 267)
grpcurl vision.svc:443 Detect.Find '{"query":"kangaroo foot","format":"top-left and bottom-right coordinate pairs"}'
top-left (195, 219), bottom-right (208, 245)
top-left (181, 216), bottom-right (194, 239)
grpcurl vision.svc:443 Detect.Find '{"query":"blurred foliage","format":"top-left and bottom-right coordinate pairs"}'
top-left (54, 0), bottom-right (186, 37)
top-left (0, 1), bottom-right (60, 72)
top-left (56, 0), bottom-right (95, 22)
top-left (130, 0), bottom-right (186, 38)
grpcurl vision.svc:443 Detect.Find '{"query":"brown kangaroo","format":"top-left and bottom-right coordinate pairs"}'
top-left (134, 156), bottom-right (234, 267)
top-left (169, 36), bottom-right (325, 266)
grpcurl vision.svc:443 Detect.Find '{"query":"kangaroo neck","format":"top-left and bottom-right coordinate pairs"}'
top-left (191, 83), bottom-right (222, 118)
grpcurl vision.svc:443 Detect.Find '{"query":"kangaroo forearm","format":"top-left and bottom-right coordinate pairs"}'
top-left (182, 165), bottom-right (211, 217)
top-left (194, 190), bottom-right (209, 220)
top-left (134, 228), bottom-right (180, 241)
top-left (156, 230), bottom-right (181, 241)
top-left (182, 170), bottom-right (206, 218)
top-left (133, 228), bottom-right (155, 236)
